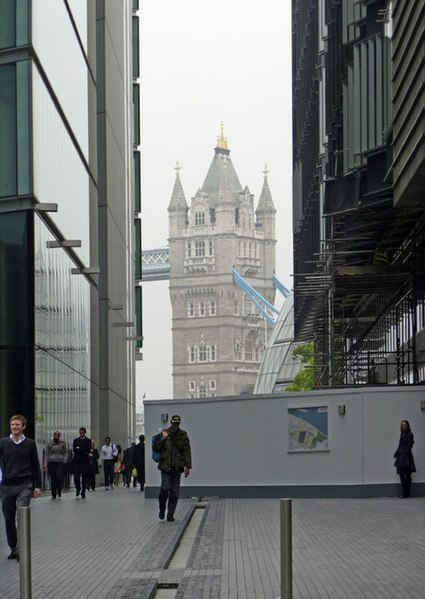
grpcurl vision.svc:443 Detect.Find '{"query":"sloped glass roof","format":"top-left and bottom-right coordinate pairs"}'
top-left (254, 291), bottom-right (303, 394)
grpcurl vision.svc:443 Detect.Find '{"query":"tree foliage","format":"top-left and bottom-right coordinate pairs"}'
top-left (285, 341), bottom-right (314, 392)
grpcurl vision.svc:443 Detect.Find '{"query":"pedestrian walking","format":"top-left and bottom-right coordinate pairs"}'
top-left (0, 415), bottom-right (42, 560)
top-left (154, 415), bottom-right (191, 522)
top-left (45, 431), bottom-right (67, 499)
top-left (122, 442), bottom-right (136, 487)
top-left (88, 441), bottom-right (99, 491)
top-left (394, 419), bottom-right (416, 498)
top-left (100, 437), bottom-right (118, 490)
top-left (133, 434), bottom-right (145, 491)
top-left (73, 427), bottom-right (92, 498)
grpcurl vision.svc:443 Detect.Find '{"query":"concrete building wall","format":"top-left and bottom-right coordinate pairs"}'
top-left (144, 386), bottom-right (425, 497)
top-left (94, 0), bottom-right (135, 448)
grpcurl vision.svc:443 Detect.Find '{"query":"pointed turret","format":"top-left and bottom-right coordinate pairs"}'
top-left (201, 124), bottom-right (243, 207)
top-left (256, 165), bottom-right (276, 214)
top-left (168, 161), bottom-right (188, 212)
top-left (256, 165), bottom-right (276, 240)
top-left (168, 162), bottom-right (188, 237)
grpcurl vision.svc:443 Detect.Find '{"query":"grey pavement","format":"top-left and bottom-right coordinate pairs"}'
top-left (0, 485), bottom-right (424, 598)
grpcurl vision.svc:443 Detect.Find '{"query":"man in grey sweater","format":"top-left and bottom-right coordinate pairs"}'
top-left (0, 415), bottom-right (41, 560)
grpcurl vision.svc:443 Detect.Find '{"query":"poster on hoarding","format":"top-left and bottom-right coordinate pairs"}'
top-left (288, 406), bottom-right (329, 452)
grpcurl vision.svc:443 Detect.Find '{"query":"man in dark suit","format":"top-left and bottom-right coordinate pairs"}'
top-left (72, 427), bottom-right (92, 498)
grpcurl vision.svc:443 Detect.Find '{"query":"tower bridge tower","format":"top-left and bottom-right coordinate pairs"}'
top-left (168, 127), bottom-right (276, 398)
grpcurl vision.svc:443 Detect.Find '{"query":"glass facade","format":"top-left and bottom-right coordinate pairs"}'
top-left (134, 219), bottom-right (142, 279)
top-left (0, 64), bottom-right (17, 197)
top-left (0, 61), bottom-right (30, 198)
top-left (32, 0), bottom-right (90, 159)
top-left (135, 286), bottom-right (142, 349)
top-left (34, 218), bottom-right (90, 446)
top-left (133, 151), bottom-right (141, 212)
top-left (0, 0), bottom-right (29, 50)
top-left (0, 211), bottom-right (34, 437)
top-left (133, 84), bottom-right (140, 146)
top-left (32, 64), bottom-right (90, 264)
top-left (132, 16), bottom-right (139, 78)
top-left (0, 3), bottom-right (93, 442)
top-left (254, 292), bottom-right (302, 394)
top-left (0, 0), bottom-right (138, 445)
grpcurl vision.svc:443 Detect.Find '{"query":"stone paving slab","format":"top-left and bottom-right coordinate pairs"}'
top-left (0, 485), bottom-right (424, 598)
top-left (175, 500), bottom-right (226, 598)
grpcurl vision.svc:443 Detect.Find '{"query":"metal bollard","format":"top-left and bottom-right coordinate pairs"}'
top-left (280, 499), bottom-right (293, 599)
top-left (18, 506), bottom-right (32, 599)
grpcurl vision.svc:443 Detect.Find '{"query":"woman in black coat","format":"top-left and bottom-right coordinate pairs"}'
top-left (394, 420), bottom-right (416, 498)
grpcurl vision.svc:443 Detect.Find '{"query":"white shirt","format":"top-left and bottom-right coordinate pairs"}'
top-left (99, 443), bottom-right (118, 462)
top-left (10, 433), bottom-right (26, 444)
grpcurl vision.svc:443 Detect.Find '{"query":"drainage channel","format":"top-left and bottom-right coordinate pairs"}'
top-left (153, 505), bottom-right (206, 598)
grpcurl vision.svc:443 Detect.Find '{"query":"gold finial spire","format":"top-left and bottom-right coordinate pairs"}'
top-left (216, 121), bottom-right (229, 150)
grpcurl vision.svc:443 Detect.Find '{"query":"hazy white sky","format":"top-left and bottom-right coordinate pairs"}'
top-left (137, 0), bottom-right (292, 402)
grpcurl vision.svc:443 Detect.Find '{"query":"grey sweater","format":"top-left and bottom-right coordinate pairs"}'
top-left (46, 440), bottom-right (68, 463)
top-left (0, 437), bottom-right (42, 488)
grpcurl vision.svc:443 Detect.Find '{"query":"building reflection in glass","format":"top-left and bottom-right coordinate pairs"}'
top-left (34, 218), bottom-right (90, 447)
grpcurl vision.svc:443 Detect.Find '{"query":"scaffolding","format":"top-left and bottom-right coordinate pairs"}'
top-left (297, 204), bottom-right (425, 387)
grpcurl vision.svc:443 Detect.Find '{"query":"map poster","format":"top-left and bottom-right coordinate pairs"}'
top-left (288, 406), bottom-right (329, 451)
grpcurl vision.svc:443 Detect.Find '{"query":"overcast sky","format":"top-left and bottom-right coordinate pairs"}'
top-left (137, 0), bottom-right (292, 402)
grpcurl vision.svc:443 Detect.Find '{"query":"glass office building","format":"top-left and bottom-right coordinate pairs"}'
top-left (292, 0), bottom-right (425, 387)
top-left (0, 1), bottom-right (139, 447)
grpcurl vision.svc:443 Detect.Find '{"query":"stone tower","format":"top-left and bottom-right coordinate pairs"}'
top-left (168, 127), bottom-right (276, 398)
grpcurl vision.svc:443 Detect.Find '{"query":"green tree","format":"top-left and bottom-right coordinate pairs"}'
top-left (285, 341), bottom-right (314, 391)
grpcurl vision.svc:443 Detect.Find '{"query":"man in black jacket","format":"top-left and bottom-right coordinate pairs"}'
top-left (133, 434), bottom-right (145, 491)
top-left (0, 415), bottom-right (42, 560)
top-left (154, 415), bottom-right (191, 522)
top-left (122, 442), bottom-right (136, 488)
top-left (72, 427), bottom-right (92, 498)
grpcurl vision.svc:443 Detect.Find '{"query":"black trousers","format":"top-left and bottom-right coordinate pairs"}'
top-left (103, 459), bottom-right (114, 487)
top-left (135, 466), bottom-right (145, 490)
top-left (1, 483), bottom-right (33, 549)
top-left (159, 470), bottom-right (181, 516)
top-left (48, 462), bottom-right (64, 497)
top-left (398, 467), bottom-right (412, 497)
top-left (74, 463), bottom-right (89, 495)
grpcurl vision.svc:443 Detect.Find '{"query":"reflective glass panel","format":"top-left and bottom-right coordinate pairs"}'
top-left (32, 65), bottom-right (90, 264)
top-left (132, 16), bottom-right (139, 78)
top-left (0, 0), bottom-right (28, 49)
top-left (133, 151), bottom-right (141, 212)
top-left (0, 64), bottom-right (17, 197)
top-left (0, 211), bottom-right (33, 437)
top-left (134, 219), bottom-right (141, 279)
top-left (135, 286), bottom-right (142, 348)
top-left (32, 0), bottom-right (89, 159)
top-left (133, 84), bottom-right (140, 145)
top-left (0, 61), bottom-right (30, 199)
top-left (34, 216), bottom-right (91, 447)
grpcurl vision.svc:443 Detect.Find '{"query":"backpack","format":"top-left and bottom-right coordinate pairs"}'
top-left (151, 433), bottom-right (161, 462)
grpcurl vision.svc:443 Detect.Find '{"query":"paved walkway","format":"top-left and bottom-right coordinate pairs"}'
top-left (0, 485), bottom-right (424, 598)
